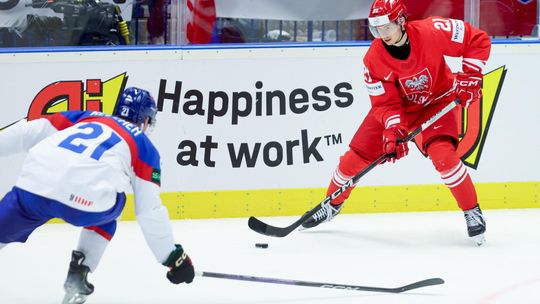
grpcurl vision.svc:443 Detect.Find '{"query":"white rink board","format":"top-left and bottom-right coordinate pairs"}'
top-left (0, 42), bottom-right (538, 195)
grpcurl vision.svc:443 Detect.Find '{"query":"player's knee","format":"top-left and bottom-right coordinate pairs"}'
top-left (84, 223), bottom-right (116, 240)
top-left (332, 149), bottom-right (369, 191)
top-left (426, 138), bottom-right (460, 173)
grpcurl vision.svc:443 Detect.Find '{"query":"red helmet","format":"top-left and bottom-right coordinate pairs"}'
top-left (368, 0), bottom-right (407, 27)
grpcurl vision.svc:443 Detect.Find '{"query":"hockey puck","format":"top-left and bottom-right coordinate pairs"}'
top-left (255, 243), bottom-right (269, 249)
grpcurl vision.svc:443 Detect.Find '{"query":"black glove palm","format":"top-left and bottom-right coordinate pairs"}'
top-left (163, 244), bottom-right (195, 284)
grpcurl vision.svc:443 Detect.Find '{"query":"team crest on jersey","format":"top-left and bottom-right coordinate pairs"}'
top-left (399, 68), bottom-right (433, 96)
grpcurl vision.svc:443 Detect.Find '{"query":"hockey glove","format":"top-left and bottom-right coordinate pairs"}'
top-left (164, 244), bottom-right (195, 284)
top-left (382, 125), bottom-right (409, 163)
top-left (456, 72), bottom-right (482, 108)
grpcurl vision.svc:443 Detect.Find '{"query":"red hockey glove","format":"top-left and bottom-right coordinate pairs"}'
top-left (164, 244), bottom-right (195, 284)
top-left (382, 125), bottom-right (409, 163)
top-left (456, 72), bottom-right (482, 108)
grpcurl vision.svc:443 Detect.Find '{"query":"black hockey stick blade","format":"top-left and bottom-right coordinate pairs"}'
top-left (197, 271), bottom-right (444, 293)
top-left (248, 99), bottom-right (460, 238)
top-left (248, 216), bottom-right (282, 236)
top-left (247, 154), bottom-right (385, 238)
top-left (391, 278), bottom-right (445, 293)
top-left (248, 204), bottom-right (323, 238)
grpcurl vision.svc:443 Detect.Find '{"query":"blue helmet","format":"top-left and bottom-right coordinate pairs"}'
top-left (113, 87), bottom-right (157, 127)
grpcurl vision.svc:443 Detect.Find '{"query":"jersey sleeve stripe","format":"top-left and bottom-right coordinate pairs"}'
top-left (385, 114), bottom-right (401, 128)
top-left (463, 58), bottom-right (486, 73)
top-left (45, 112), bottom-right (76, 130)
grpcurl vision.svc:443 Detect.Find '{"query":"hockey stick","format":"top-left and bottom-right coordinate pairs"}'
top-left (248, 99), bottom-right (461, 237)
top-left (196, 271), bottom-right (444, 293)
top-left (0, 118), bottom-right (24, 131)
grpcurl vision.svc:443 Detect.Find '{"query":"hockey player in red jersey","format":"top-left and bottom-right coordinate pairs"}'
top-left (302, 0), bottom-right (490, 246)
top-left (0, 88), bottom-right (195, 303)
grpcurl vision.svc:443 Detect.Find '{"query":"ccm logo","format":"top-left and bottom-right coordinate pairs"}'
top-left (458, 78), bottom-right (481, 87)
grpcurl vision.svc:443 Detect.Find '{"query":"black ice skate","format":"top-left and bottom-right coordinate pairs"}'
top-left (300, 203), bottom-right (343, 230)
top-left (464, 205), bottom-right (486, 246)
top-left (62, 250), bottom-right (94, 304)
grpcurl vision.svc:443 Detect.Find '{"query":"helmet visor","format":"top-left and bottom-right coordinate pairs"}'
top-left (145, 117), bottom-right (157, 135)
top-left (368, 21), bottom-right (401, 38)
top-left (145, 108), bottom-right (158, 134)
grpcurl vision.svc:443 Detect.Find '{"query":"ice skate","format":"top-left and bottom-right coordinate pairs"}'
top-left (300, 203), bottom-right (343, 230)
top-left (464, 205), bottom-right (486, 246)
top-left (62, 251), bottom-right (94, 304)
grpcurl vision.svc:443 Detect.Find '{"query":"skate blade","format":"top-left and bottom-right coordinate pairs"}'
top-left (62, 292), bottom-right (88, 304)
top-left (472, 234), bottom-right (486, 246)
top-left (297, 225), bottom-right (317, 232)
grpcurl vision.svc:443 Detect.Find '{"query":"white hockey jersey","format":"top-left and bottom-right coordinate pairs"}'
top-left (0, 111), bottom-right (175, 263)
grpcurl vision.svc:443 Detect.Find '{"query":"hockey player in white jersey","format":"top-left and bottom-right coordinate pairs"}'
top-left (0, 87), bottom-right (194, 303)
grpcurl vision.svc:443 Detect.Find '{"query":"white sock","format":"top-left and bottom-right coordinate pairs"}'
top-left (0, 243), bottom-right (5, 250)
top-left (76, 229), bottom-right (109, 272)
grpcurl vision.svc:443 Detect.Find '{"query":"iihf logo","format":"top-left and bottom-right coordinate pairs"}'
top-left (69, 194), bottom-right (94, 207)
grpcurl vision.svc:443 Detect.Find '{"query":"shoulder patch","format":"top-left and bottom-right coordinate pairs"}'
top-left (450, 19), bottom-right (465, 43)
top-left (365, 81), bottom-right (385, 96)
top-left (151, 168), bottom-right (161, 185)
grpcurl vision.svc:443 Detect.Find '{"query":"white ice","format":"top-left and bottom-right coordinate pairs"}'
top-left (0, 209), bottom-right (539, 304)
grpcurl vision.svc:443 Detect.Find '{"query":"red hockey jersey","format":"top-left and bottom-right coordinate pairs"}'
top-left (363, 16), bottom-right (491, 129)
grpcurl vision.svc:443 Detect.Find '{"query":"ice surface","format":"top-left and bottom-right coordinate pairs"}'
top-left (0, 209), bottom-right (539, 304)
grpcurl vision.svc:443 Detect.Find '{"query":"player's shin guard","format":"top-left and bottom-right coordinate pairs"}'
top-left (440, 162), bottom-right (478, 211)
top-left (62, 251), bottom-right (94, 304)
top-left (327, 149), bottom-right (370, 205)
top-left (428, 139), bottom-right (478, 211)
top-left (302, 149), bottom-right (369, 229)
top-left (76, 225), bottom-right (114, 272)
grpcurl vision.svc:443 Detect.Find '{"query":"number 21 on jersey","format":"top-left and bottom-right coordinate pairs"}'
top-left (432, 18), bottom-right (465, 43)
top-left (58, 123), bottom-right (121, 160)
top-left (432, 18), bottom-right (452, 31)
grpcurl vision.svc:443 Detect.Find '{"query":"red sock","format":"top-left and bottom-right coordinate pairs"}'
top-left (427, 139), bottom-right (478, 211)
top-left (440, 162), bottom-right (478, 210)
top-left (326, 149), bottom-right (369, 205)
